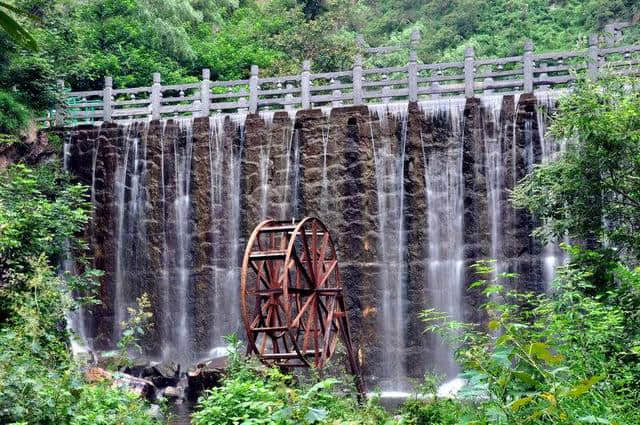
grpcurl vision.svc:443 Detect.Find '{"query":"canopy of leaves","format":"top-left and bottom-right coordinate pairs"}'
top-left (513, 76), bottom-right (640, 261)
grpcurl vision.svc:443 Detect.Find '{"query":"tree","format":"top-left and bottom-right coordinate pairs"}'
top-left (513, 76), bottom-right (640, 261)
top-left (0, 1), bottom-right (37, 50)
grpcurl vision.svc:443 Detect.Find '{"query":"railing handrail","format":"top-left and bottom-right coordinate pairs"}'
top-left (47, 29), bottom-right (640, 127)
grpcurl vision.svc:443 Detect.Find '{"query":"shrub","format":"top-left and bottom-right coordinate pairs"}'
top-left (193, 336), bottom-right (390, 425)
top-left (421, 260), bottom-right (640, 425)
top-left (0, 90), bottom-right (29, 137)
top-left (70, 383), bottom-right (161, 425)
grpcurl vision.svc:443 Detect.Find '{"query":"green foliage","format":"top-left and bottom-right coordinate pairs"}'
top-left (421, 260), bottom-right (640, 424)
top-left (513, 76), bottom-right (640, 261)
top-left (70, 383), bottom-right (160, 425)
top-left (0, 162), bottom-right (155, 425)
top-left (400, 398), bottom-right (463, 425)
top-left (0, 1), bottom-right (38, 50)
top-left (116, 293), bottom-right (154, 365)
top-left (1, 0), bottom-right (637, 113)
top-left (0, 163), bottom-right (91, 282)
top-left (193, 340), bottom-right (391, 425)
top-left (0, 89), bottom-right (29, 136)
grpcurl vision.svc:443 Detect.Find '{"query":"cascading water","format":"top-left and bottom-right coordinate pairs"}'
top-left (483, 97), bottom-right (505, 276)
top-left (536, 94), bottom-right (565, 289)
top-left (369, 103), bottom-right (409, 389)
top-left (421, 99), bottom-right (466, 378)
top-left (207, 115), bottom-right (245, 353)
top-left (172, 120), bottom-right (194, 363)
top-left (113, 123), bottom-right (134, 335)
top-left (320, 114), bottom-right (331, 212)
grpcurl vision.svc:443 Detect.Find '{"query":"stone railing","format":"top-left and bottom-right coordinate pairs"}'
top-left (41, 30), bottom-right (640, 126)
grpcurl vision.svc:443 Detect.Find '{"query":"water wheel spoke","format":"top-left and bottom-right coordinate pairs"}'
top-left (291, 293), bottom-right (316, 328)
top-left (292, 250), bottom-right (316, 289)
top-left (300, 229), bottom-right (316, 284)
top-left (317, 259), bottom-right (338, 288)
top-left (249, 260), bottom-right (273, 289)
top-left (321, 297), bottom-right (337, 363)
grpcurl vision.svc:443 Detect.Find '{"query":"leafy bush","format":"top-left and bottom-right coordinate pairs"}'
top-left (0, 90), bottom-right (29, 136)
top-left (70, 383), bottom-right (161, 425)
top-left (0, 162), bottom-right (157, 425)
top-left (400, 398), bottom-right (464, 425)
top-left (193, 336), bottom-right (390, 425)
top-left (513, 76), bottom-right (640, 261)
top-left (421, 260), bottom-right (640, 425)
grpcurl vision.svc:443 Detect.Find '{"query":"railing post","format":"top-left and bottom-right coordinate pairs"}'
top-left (301, 60), bottom-right (311, 110)
top-left (382, 75), bottom-right (390, 104)
top-left (604, 24), bottom-right (616, 47)
top-left (284, 83), bottom-right (294, 111)
top-left (200, 68), bottom-right (211, 117)
top-left (483, 77), bottom-right (494, 94)
top-left (151, 72), bottom-right (162, 120)
top-left (353, 54), bottom-right (363, 105)
top-left (523, 40), bottom-right (534, 93)
top-left (103, 77), bottom-right (113, 122)
top-left (249, 65), bottom-right (259, 114)
top-left (55, 79), bottom-right (65, 127)
top-left (464, 47), bottom-right (475, 98)
top-left (588, 34), bottom-right (600, 80)
top-left (408, 29), bottom-right (420, 102)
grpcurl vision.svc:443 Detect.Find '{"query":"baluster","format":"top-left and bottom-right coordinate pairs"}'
top-left (353, 54), bottom-right (363, 105)
top-left (200, 68), bottom-right (210, 117)
top-left (380, 74), bottom-right (389, 104)
top-left (464, 47), bottom-right (475, 98)
top-left (103, 76), bottom-right (113, 122)
top-left (523, 40), bottom-right (534, 93)
top-left (55, 79), bottom-right (65, 127)
top-left (483, 77), bottom-right (494, 94)
top-left (331, 79), bottom-right (342, 107)
top-left (301, 60), bottom-right (312, 110)
top-left (151, 72), bottom-right (162, 120)
top-left (588, 34), bottom-right (600, 80)
top-left (249, 65), bottom-right (259, 114)
top-left (284, 83), bottom-right (294, 111)
top-left (408, 29), bottom-right (420, 102)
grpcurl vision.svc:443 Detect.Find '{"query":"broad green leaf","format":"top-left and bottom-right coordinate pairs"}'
top-left (488, 320), bottom-right (500, 331)
top-left (512, 371), bottom-right (538, 386)
top-left (578, 415), bottom-right (611, 424)
top-left (510, 396), bottom-right (533, 411)
top-left (568, 376), bottom-right (602, 398)
top-left (304, 407), bottom-right (328, 423)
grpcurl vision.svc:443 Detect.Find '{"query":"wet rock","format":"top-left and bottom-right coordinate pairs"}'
top-left (186, 356), bottom-right (227, 401)
top-left (162, 386), bottom-right (184, 400)
top-left (85, 367), bottom-right (157, 400)
top-left (142, 361), bottom-right (181, 388)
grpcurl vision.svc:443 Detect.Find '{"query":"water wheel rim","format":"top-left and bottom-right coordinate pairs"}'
top-left (240, 219), bottom-right (278, 361)
top-left (284, 217), bottom-right (342, 368)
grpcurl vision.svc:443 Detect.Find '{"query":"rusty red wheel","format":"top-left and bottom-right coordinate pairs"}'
top-left (240, 217), bottom-right (349, 370)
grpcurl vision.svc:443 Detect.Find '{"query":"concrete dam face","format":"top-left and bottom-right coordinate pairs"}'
top-left (59, 93), bottom-right (563, 390)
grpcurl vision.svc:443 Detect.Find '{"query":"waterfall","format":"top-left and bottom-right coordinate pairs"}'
top-left (172, 120), bottom-right (194, 363)
top-left (421, 100), bottom-right (465, 378)
top-left (66, 94), bottom-right (567, 383)
top-left (114, 123), bottom-right (134, 335)
top-left (369, 103), bottom-right (409, 389)
top-left (483, 97), bottom-right (506, 276)
top-left (258, 112), bottom-right (273, 220)
top-left (320, 114), bottom-right (330, 212)
top-left (536, 94), bottom-right (565, 289)
top-left (207, 115), bottom-right (245, 353)
top-left (61, 135), bottom-right (90, 355)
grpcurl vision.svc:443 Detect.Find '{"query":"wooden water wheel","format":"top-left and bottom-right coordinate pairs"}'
top-left (241, 217), bottom-right (364, 393)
